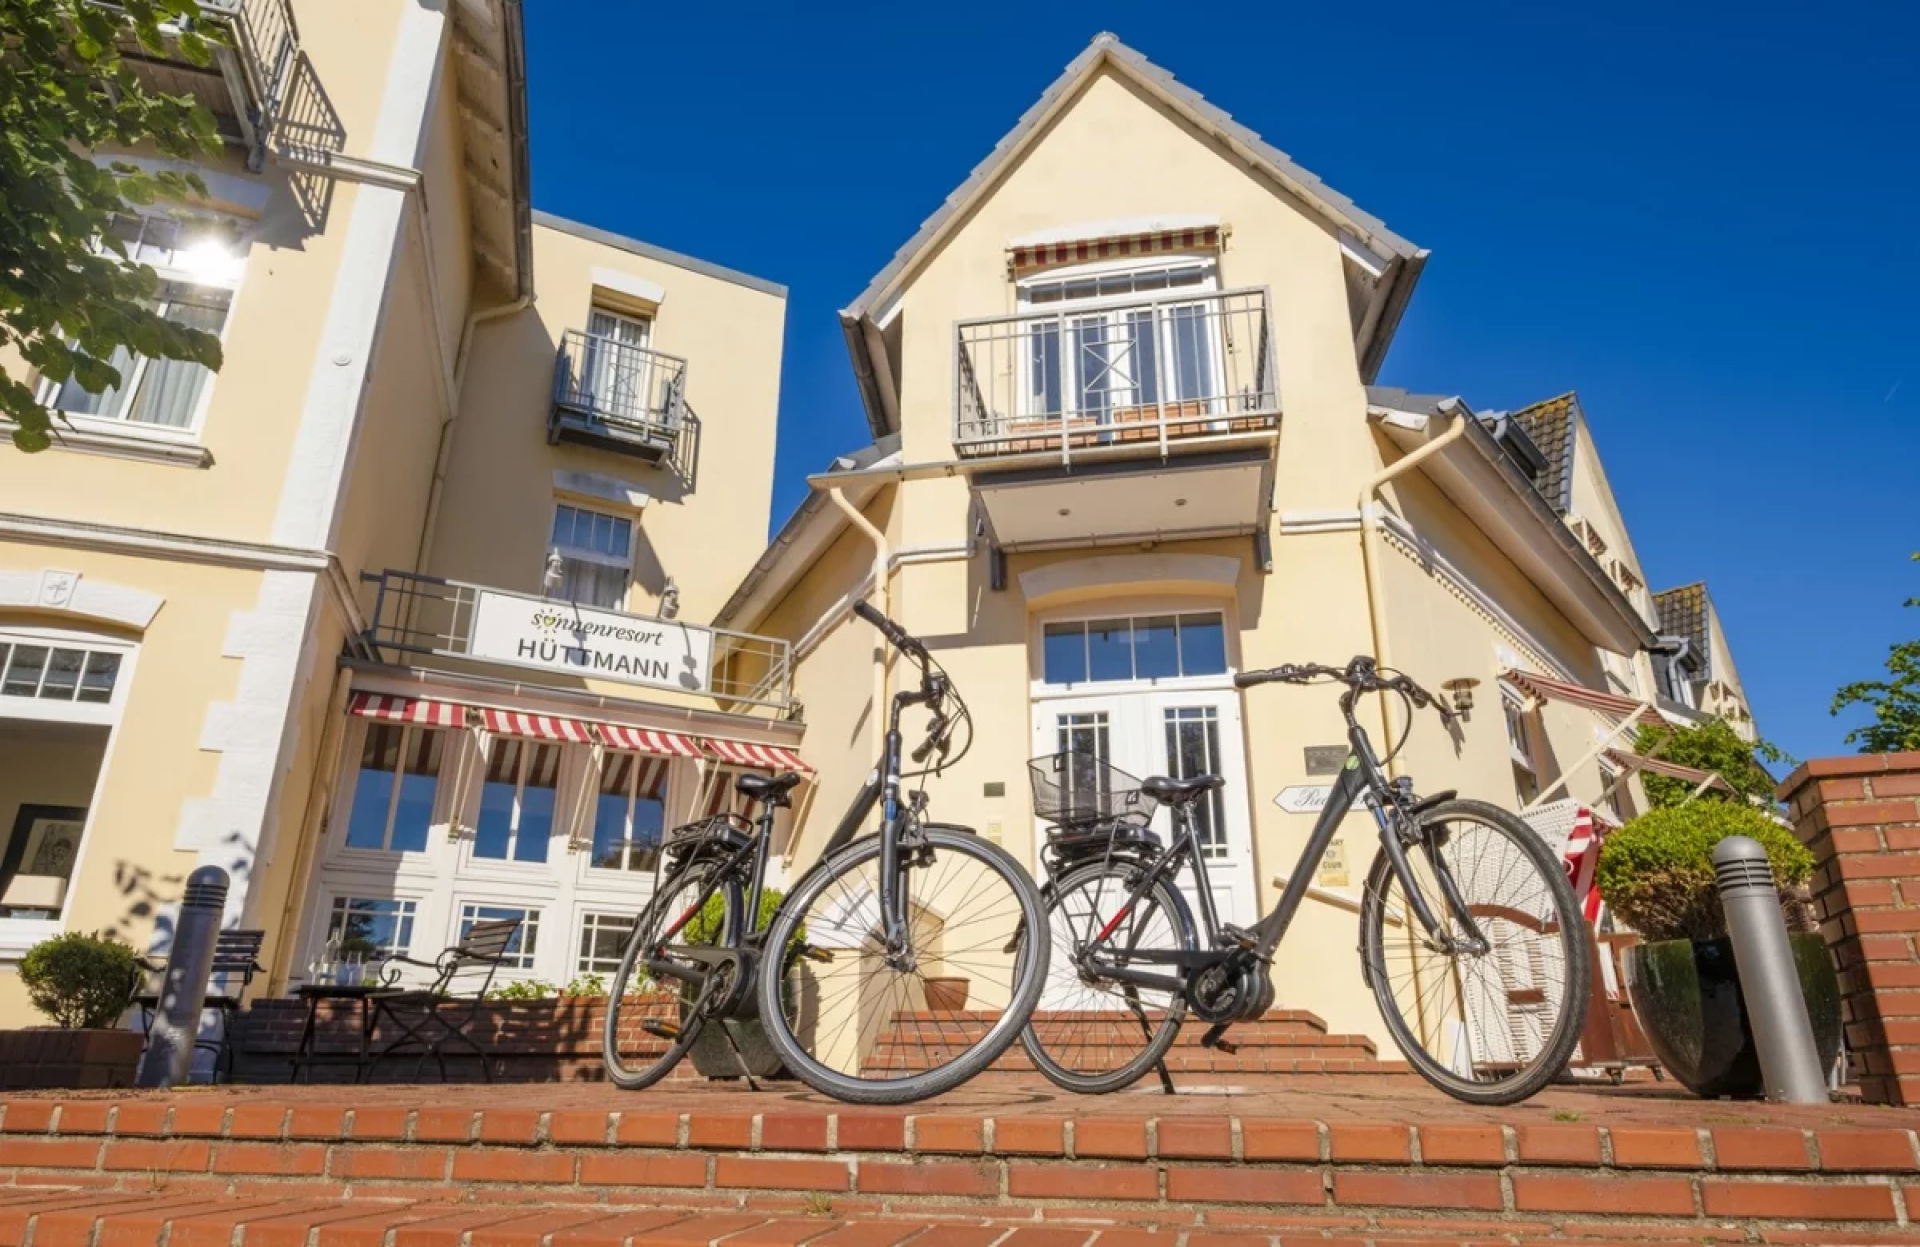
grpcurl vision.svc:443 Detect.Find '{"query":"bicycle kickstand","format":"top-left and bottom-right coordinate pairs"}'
top-left (715, 1021), bottom-right (762, 1093)
top-left (1153, 1055), bottom-right (1176, 1095)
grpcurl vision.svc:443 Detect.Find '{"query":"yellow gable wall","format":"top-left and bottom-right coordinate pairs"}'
top-left (429, 222), bottom-right (786, 628)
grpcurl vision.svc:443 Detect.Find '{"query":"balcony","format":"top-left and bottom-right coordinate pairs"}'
top-left (954, 287), bottom-right (1279, 462)
top-left (549, 330), bottom-right (689, 466)
top-left (95, 0), bottom-right (300, 169)
top-left (952, 288), bottom-right (1280, 552)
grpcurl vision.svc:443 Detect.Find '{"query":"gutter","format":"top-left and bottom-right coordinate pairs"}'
top-left (499, 0), bottom-right (534, 301)
top-left (839, 310), bottom-right (892, 441)
top-left (1358, 252), bottom-right (1429, 383)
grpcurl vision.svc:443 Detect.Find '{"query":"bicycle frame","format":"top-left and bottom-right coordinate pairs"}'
top-left (1075, 691), bottom-right (1487, 993)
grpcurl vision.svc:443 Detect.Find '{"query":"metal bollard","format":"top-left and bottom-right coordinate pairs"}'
top-left (1713, 836), bottom-right (1827, 1104)
top-left (136, 866), bottom-right (229, 1089)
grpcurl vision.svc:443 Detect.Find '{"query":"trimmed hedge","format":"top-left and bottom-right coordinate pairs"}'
top-left (1596, 802), bottom-right (1814, 943)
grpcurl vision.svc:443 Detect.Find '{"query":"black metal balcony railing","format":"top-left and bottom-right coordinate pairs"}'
top-left (550, 330), bottom-right (689, 465)
top-left (954, 287), bottom-right (1279, 460)
top-left (93, 0), bottom-right (300, 168)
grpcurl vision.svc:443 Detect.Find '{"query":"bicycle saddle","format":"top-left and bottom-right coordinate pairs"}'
top-left (734, 770), bottom-right (802, 803)
top-left (1140, 773), bottom-right (1225, 803)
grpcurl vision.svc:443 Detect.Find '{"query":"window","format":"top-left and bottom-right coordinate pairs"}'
top-left (0, 642), bottom-right (120, 705)
top-left (1165, 706), bottom-right (1228, 859)
top-left (581, 308), bottom-right (660, 426)
top-left (592, 752), bottom-right (667, 872)
top-left (1042, 613), bottom-right (1227, 685)
top-left (38, 213), bottom-right (242, 432)
top-left (1018, 260), bottom-right (1222, 421)
top-left (578, 911), bottom-right (635, 975)
top-left (326, 897), bottom-right (417, 961)
top-left (549, 504), bottom-right (633, 610)
top-left (343, 723), bottom-right (444, 853)
top-left (1504, 688), bottom-right (1540, 805)
top-left (474, 738), bottom-right (560, 863)
top-left (457, 903), bottom-right (539, 971)
top-left (1597, 761), bottom-right (1626, 824)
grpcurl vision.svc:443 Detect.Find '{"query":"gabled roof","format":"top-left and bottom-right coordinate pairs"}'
top-left (1654, 582), bottom-right (1711, 679)
top-left (841, 32), bottom-right (1428, 438)
top-left (1509, 393), bottom-right (1581, 517)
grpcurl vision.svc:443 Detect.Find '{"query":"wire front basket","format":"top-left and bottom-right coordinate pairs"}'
top-left (1027, 751), bottom-right (1159, 832)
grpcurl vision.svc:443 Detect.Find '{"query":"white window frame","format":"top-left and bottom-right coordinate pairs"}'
top-left (575, 910), bottom-right (637, 977)
top-left (0, 625), bottom-right (138, 956)
top-left (455, 900), bottom-right (542, 971)
top-left (1503, 687), bottom-right (1538, 777)
top-left (548, 501), bottom-right (635, 611)
top-left (321, 894), bottom-right (421, 963)
top-left (467, 736), bottom-right (565, 868)
top-left (584, 751), bottom-right (671, 876)
top-left (1014, 256), bottom-right (1224, 423)
top-left (32, 209), bottom-right (247, 442)
top-left (333, 720), bottom-right (449, 859)
top-left (1035, 609), bottom-right (1232, 694)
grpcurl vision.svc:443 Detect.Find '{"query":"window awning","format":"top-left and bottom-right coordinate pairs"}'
top-left (704, 738), bottom-right (813, 774)
top-left (1603, 748), bottom-right (1734, 793)
top-left (348, 692), bottom-right (464, 728)
top-left (1501, 669), bottom-right (1665, 728)
top-left (598, 723), bottom-right (704, 759)
top-left (1009, 225), bottom-right (1222, 274)
top-left (477, 708), bottom-right (595, 743)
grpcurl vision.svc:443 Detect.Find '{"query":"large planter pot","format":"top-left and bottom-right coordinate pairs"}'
top-left (1621, 934), bottom-right (1841, 1098)
top-left (923, 977), bottom-right (970, 1013)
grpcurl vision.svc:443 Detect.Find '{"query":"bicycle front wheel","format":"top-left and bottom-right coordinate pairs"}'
top-left (758, 826), bottom-right (1049, 1104)
top-left (1360, 798), bottom-right (1590, 1105)
top-left (603, 859), bottom-right (742, 1090)
top-left (1021, 859), bottom-right (1193, 1094)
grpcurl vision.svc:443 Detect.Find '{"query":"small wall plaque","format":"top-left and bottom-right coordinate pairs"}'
top-left (1304, 745), bottom-right (1348, 776)
top-left (984, 781), bottom-right (1006, 798)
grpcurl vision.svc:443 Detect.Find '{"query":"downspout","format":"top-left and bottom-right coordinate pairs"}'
top-left (828, 487), bottom-right (892, 759)
top-left (1357, 407), bottom-right (1470, 774)
top-left (411, 295), bottom-right (534, 577)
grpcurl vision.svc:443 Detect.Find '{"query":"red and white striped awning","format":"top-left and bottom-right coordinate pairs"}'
top-left (476, 707), bottom-right (594, 742)
top-left (1009, 226), bottom-right (1222, 274)
top-left (703, 738), bottom-right (813, 774)
top-left (1500, 669), bottom-right (1665, 729)
top-left (1603, 748), bottom-right (1734, 793)
top-left (599, 724), bottom-right (704, 758)
top-left (348, 692), bottom-right (465, 728)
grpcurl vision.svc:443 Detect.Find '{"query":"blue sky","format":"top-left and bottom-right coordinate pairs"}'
top-left (522, 2), bottom-right (1918, 766)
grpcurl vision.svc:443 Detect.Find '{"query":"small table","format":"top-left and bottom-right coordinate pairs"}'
top-left (291, 984), bottom-right (399, 1084)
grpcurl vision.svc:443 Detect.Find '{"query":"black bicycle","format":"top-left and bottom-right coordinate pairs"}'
top-left (603, 600), bottom-right (1048, 1104)
top-left (1021, 655), bottom-right (1589, 1105)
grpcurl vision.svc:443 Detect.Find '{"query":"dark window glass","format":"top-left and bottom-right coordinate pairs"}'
top-left (1134, 616), bottom-right (1179, 679)
top-left (1042, 623), bottom-right (1086, 685)
top-left (1087, 620), bottom-right (1132, 682)
top-left (1178, 614), bottom-right (1227, 676)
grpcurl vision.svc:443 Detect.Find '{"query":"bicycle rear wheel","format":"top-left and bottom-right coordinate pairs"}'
top-left (1359, 798), bottom-right (1590, 1105)
top-left (757, 826), bottom-right (1048, 1104)
top-left (603, 860), bottom-right (742, 1090)
top-left (1021, 859), bottom-right (1193, 1094)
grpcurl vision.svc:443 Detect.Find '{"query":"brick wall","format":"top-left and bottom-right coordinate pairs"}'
top-left (1779, 751), bottom-right (1920, 1105)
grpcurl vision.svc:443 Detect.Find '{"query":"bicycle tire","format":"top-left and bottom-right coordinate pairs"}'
top-left (1359, 798), bottom-right (1590, 1105)
top-left (1020, 859), bottom-right (1194, 1094)
top-left (756, 826), bottom-right (1049, 1104)
top-left (603, 859), bottom-right (743, 1091)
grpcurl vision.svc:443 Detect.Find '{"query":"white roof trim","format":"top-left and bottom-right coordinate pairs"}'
top-left (1007, 213), bottom-right (1221, 249)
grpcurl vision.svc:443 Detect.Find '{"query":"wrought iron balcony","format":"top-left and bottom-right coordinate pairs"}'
top-left (550, 329), bottom-right (689, 465)
top-left (954, 287), bottom-right (1279, 462)
top-left (91, 0), bottom-right (300, 169)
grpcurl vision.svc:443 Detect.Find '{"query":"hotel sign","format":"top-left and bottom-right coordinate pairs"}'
top-left (468, 591), bottom-right (713, 695)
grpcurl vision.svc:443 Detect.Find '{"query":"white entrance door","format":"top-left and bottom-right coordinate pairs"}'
top-left (1032, 688), bottom-right (1258, 933)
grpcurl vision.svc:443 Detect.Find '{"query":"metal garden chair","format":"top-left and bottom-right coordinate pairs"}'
top-left (367, 917), bottom-right (521, 1083)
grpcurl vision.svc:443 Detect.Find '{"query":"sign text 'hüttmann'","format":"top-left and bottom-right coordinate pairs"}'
top-left (468, 591), bottom-right (713, 694)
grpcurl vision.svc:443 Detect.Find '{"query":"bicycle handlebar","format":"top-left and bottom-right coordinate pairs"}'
top-left (852, 598), bottom-right (926, 660)
top-left (1234, 656), bottom-right (1452, 725)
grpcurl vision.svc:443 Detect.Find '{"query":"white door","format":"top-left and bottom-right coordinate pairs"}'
top-left (585, 309), bottom-right (652, 424)
top-left (1031, 688), bottom-right (1258, 933)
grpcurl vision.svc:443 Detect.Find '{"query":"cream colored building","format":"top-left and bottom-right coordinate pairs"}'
top-left (0, 0), bottom-right (799, 1017)
top-left (715, 35), bottom-right (1761, 1050)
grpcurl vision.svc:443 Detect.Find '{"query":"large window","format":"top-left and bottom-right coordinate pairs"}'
top-left (0, 641), bottom-right (120, 705)
top-left (549, 504), bottom-right (633, 610)
top-left (1018, 260), bottom-right (1221, 421)
top-left (577, 911), bottom-right (635, 976)
top-left (1504, 688), bottom-right (1540, 806)
top-left (1042, 613), bottom-right (1227, 686)
top-left (581, 307), bottom-right (657, 424)
top-left (458, 902), bottom-right (539, 971)
top-left (326, 896), bottom-right (417, 961)
top-left (474, 738), bottom-right (560, 863)
top-left (591, 753), bottom-right (666, 873)
top-left (38, 213), bottom-right (242, 433)
top-left (343, 724), bottom-right (443, 853)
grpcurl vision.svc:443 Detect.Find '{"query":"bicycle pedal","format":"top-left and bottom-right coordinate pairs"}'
top-left (800, 944), bottom-right (835, 964)
top-left (643, 1021), bottom-right (681, 1042)
top-left (1199, 1023), bottom-right (1236, 1054)
top-left (1219, 924), bottom-right (1258, 952)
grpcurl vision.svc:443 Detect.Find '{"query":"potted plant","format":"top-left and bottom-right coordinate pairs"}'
top-left (922, 975), bottom-right (970, 1013)
top-left (3, 932), bottom-right (143, 1089)
top-left (1596, 802), bottom-right (1841, 1097)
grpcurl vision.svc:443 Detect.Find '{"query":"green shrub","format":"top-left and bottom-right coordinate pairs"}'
top-left (487, 978), bottom-right (555, 1001)
top-left (1596, 802), bottom-right (1816, 943)
top-left (18, 932), bottom-right (138, 1029)
top-left (561, 974), bottom-right (607, 998)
